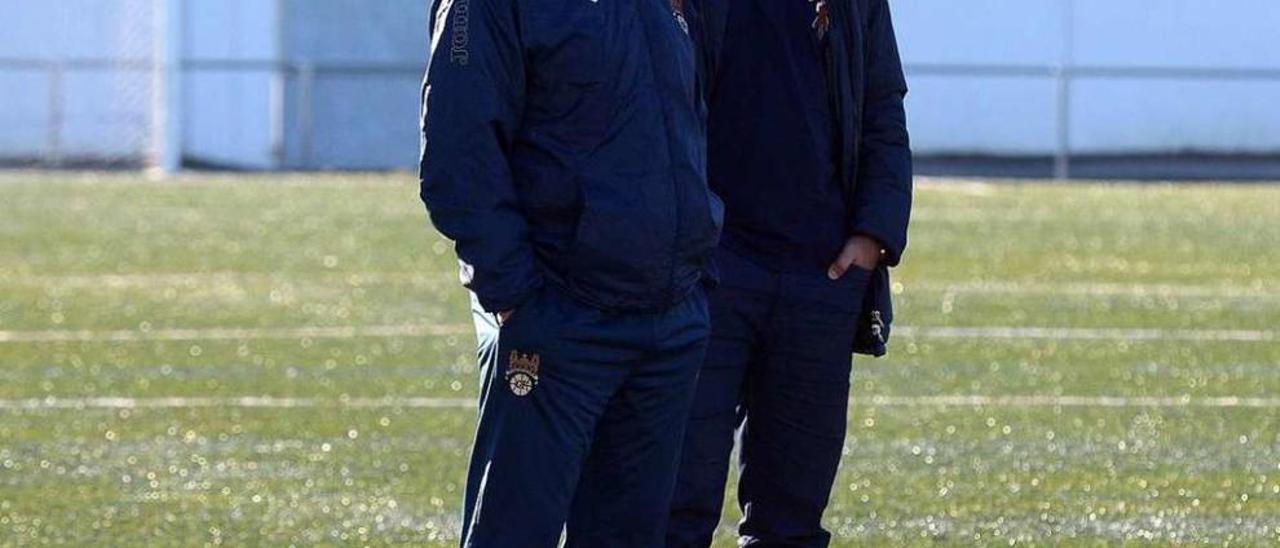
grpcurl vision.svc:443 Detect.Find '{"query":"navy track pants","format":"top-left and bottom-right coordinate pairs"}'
top-left (462, 283), bottom-right (710, 547)
top-left (666, 247), bottom-right (870, 548)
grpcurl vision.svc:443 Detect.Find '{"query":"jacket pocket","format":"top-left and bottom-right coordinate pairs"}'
top-left (565, 178), bottom-right (672, 291)
top-left (524, 22), bottom-right (610, 151)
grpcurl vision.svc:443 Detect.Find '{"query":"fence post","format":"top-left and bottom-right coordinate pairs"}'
top-left (1053, 67), bottom-right (1071, 181)
top-left (1054, 0), bottom-right (1075, 180)
top-left (270, 64), bottom-right (287, 170)
top-left (46, 62), bottom-right (64, 167)
top-left (271, 0), bottom-right (288, 170)
top-left (151, 0), bottom-right (184, 174)
top-left (297, 61), bottom-right (316, 169)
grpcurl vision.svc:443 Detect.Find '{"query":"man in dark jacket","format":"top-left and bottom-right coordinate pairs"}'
top-left (419, 0), bottom-right (722, 545)
top-left (667, 0), bottom-right (912, 546)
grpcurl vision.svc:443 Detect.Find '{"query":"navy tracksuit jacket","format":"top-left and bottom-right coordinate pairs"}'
top-left (421, 0), bottom-right (722, 314)
top-left (420, 0), bottom-right (721, 545)
top-left (668, 0), bottom-right (913, 546)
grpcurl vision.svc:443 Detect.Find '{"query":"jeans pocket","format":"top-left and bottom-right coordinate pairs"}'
top-left (791, 265), bottom-right (870, 315)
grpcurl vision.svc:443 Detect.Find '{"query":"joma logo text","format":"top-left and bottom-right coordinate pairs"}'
top-left (449, 0), bottom-right (471, 65)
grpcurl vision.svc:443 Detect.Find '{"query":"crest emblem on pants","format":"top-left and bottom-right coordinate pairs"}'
top-left (506, 351), bottom-right (541, 396)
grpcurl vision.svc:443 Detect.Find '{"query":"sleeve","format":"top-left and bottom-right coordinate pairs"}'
top-left (850, 0), bottom-right (913, 267)
top-left (419, 0), bottom-right (542, 313)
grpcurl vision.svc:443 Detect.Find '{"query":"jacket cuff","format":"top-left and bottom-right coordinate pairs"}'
top-left (850, 217), bottom-right (906, 267)
top-left (471, 273), bottom-right (544, 314)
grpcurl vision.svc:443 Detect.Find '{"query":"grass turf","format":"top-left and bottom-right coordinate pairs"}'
top-left (1, 171), bottom-right (1278, 546)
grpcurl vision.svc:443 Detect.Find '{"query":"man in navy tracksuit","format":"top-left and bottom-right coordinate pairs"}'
top-left (419, 0), bottom-right (721, 545)
top-left (668, 0), bottom-right (912, 546)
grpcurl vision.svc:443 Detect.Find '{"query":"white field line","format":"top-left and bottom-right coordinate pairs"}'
top-left (909, 281), bottom-right (1277, 299)
top-left (914, 179), bottom-right (996, 195)
top-left (4, 272), bottom-right (1274, 300)
top-left (0, 396), bottom-right (475, 411)
top-left (4, 394), bottom-right (1280, 411)
top-left (0, 272), bottom-right (448, 289)
top-left (0, 324), bottom-right (1274, 344)
top-left (866, 395), bottom-right (1280, 408)
top-left (0, 324), bottom-right (473, 343)
top-left (894, 326), bottom-right (1275, 342)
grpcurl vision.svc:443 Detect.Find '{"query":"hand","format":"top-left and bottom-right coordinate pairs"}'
top-left (497, 309), bottom-right (515, 325)
top-left (827, 234), bottom-right (882, 280)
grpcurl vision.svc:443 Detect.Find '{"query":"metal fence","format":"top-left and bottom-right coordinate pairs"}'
top-left (0, 57), bottom-right (425, 169)
top-left (4, 56), bottom-right (1280, 176)
top-left (907, 62), bottom-right (1280, 178)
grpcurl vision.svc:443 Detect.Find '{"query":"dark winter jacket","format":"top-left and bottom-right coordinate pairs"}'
top-left (695, 0), bottom-right (913, 356)
top-left (420, 0), bottom-right (723, 313)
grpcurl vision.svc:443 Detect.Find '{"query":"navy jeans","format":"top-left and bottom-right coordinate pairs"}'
top-left (667, 247), bottom-right (869, 548)
top-left (462, 283), bottom-right (709, 548)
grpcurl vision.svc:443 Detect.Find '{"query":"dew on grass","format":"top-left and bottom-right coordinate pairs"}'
top-left (4, 175), bottom-right (1278, 544)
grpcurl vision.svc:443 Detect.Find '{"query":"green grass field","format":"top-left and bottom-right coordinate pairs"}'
top-left (1, 171), bottom-right (1278, 546)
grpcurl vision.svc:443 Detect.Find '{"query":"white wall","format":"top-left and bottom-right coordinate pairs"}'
top-left (2, 0), bottom-right (1278, 167)
top-left (1068, 0), bottom-right (1280, 154)
top-left (896, 0), bottom-right (1280, 155)
top-left (0, 71), bottom-right (52, 159)
top-left (0, 0), bottom-right (280, 167)
top-left (184, 0), bottom-right (281, 169)
top-left (0, 0), bottom-right (156, 162)
top-left (282, 0), bottom-right (427, 169)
